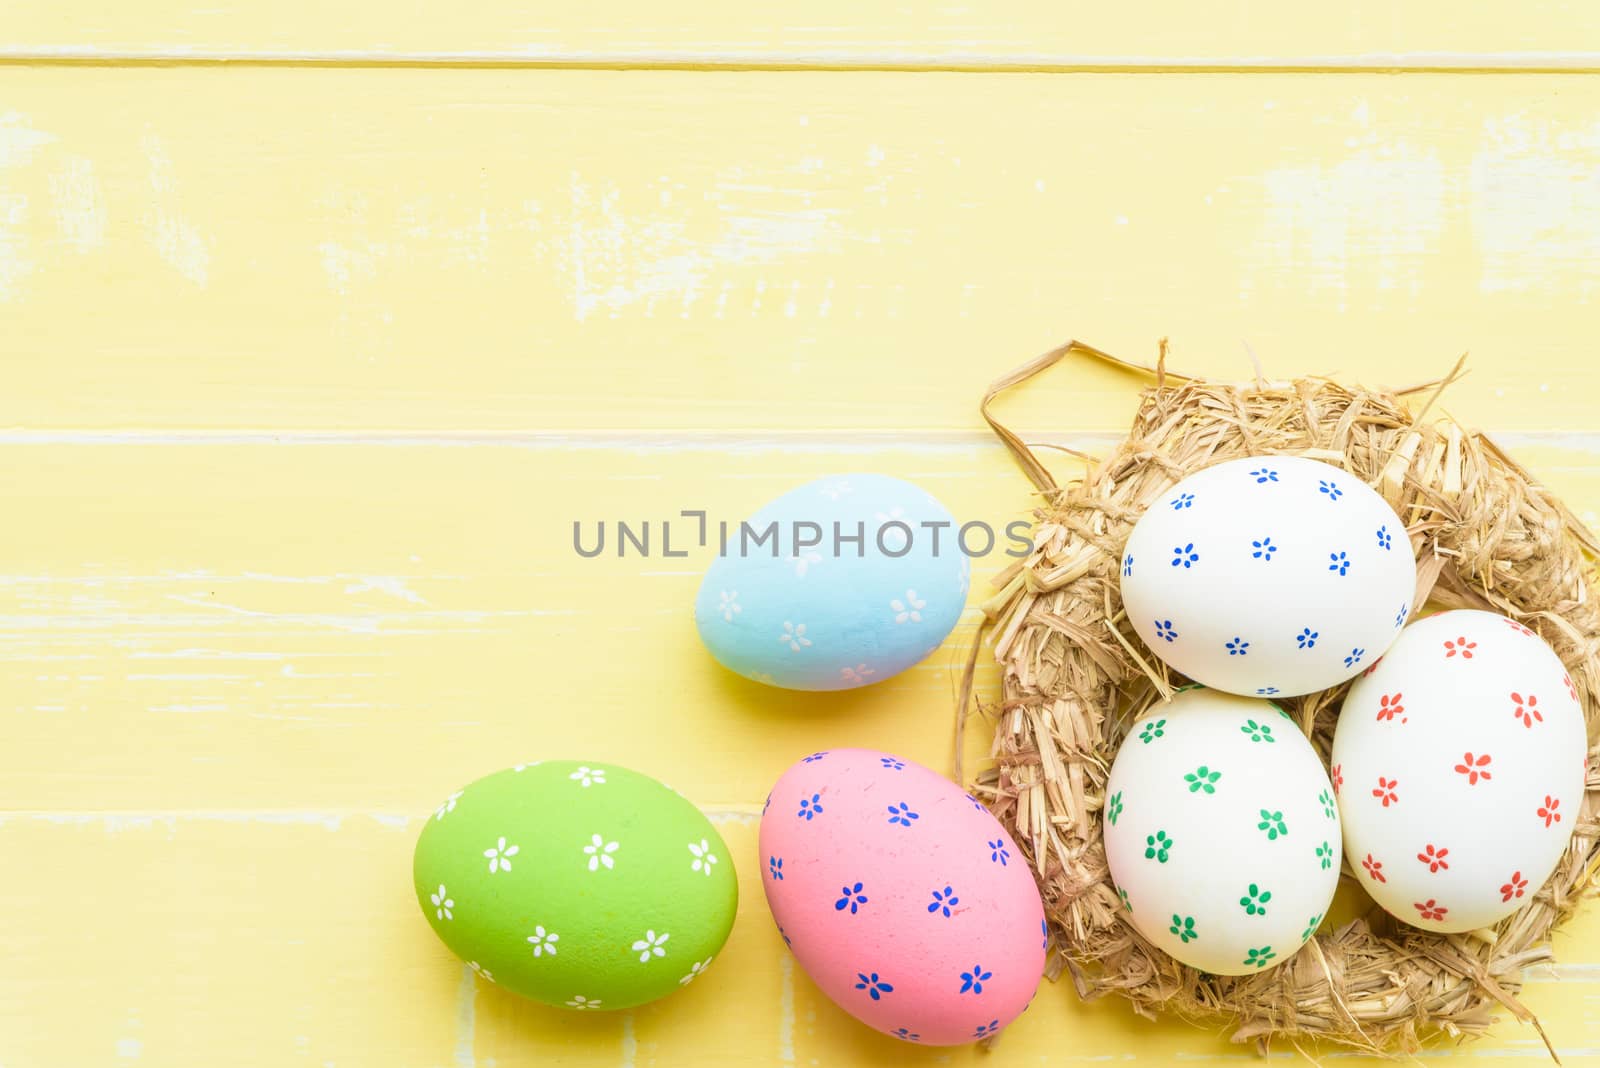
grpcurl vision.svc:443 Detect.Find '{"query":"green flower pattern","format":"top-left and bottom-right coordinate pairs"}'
top-left (1118, 887), bottom-right (1132, 913)
top-left (1302, 913), bottom-right (1323, 941)
top-left (1145, 830), bottom-right (1173, 863)
top-left (1257, 809), bottom-right (1288, 840)
top-left (1244, 946), bottom-right (1277, 969)
top-left (1318, 789), bottom-right (1336, 820)
top-left (1239, 883), bottom-right (1272, 916)
top-left (1107, 791), bottom-right (1123, 826)
top-left (1316, 841), bottom-right (1333, 869)
top-left (1169, 914), bottom-right (1197, 943)
top-left (1183, 765), bottom-right (1222, 794)
top-left (1241, 719), bottom-right (1275, 743)
top-left (1139, 719), bottom-right (1167, 744)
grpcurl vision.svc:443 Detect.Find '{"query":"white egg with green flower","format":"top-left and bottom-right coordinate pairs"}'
top-left (1103, 687), bottom-right (1341, 975)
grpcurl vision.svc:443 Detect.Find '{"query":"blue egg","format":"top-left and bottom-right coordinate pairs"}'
top-left (694, 474), bottom-right (970, 691)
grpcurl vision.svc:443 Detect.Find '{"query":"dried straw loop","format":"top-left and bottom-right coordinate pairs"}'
top-left (969, 340), bottom-right (1600, 1058)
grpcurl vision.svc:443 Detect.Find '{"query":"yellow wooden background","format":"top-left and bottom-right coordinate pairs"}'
top-left (5, 5), bottom-right (1600, 1065)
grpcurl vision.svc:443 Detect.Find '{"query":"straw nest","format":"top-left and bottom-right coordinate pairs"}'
top-left (964, 340), bottom-right (1600, 1058)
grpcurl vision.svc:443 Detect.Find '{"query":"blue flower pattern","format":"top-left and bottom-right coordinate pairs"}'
top-left (880, 756), bottom-right (905, 771)
top-left (1154, 619), bottom-right (1177, 642)
top-left (797, 794), bottom-right (823, 820)
top-left (893, 1028), bottom-right (920, 1042)
top-left (1396, 603), bottom-right (1409, 628)
top-left (1123, 553), bottom-right (1133, 577)
top-left (1256, 686), bottom-right (1279, 695)
top-left (769, 856), bottom-right (783, 880)
top-left (1171, 492), bottom-right (1195, 510)
top-left (989, 839), bottom-right (1010, 866)
top-left (1296, 627), bottom-right (1318, 649)
top-left (1172, 542), bottom-right (1199, 568)
top-left (1319, 479), bottom-right (1343, 501)
top-left (1376, 525), bottom-right (1392, 550)
top-left (1250, 468), bottom-right (1278, 483)
top-left (1226, 637), bottom-right (1249, 656)
top-left (855, 972), bottom-right (893, 1000)
top-left (886, 802), bottom-right (919, 827)
top-left (975, 1020), bottom-right (1001, 1038)
top-left (959, 964), bottom-right (993, 994)
top-left (802, 752), bottom-right (828, 763)
top-left (1329, 551), bottom-right (1350, 576)
top-left (1344, 647), bottom-right (1365, 668)
top-left (929, 886), bottom-right (959, 917)
top-left (835, 882), bottom-right (868, 914)
top-left (1251, 536), bottom-right (1277, 560)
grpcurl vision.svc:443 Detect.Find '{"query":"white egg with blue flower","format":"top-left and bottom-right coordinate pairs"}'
top-left (1119, 456), bottom-right (1416, 697)
top-left (694, 474), bottom-right (970, 690)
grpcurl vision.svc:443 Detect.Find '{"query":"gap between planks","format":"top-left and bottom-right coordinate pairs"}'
top-left (2, 49), bottom-right (1600, 74)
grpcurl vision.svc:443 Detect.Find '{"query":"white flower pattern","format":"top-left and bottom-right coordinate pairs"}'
top-left (584, 834), bottom-right (619, 871)
top-left (678, 956), bottom-right (713, 986)
top-left (688, 839), bottom-right (718, 876)
top-left (566, 995), bottom-right (601, 1010)
top-left (718, 590), bottom-right (741, 622)
top-left (483, 837), bottom-right (519, 874)
top-left (468, 961), bottom-right (494, 983)
top-left (779, 621), bottom-right (811, 652)
top-left (526, 925), bottom-right (560, 957)
top-left (430, 884), bottom-right (454, 921)
top-left (569, 766), bottom-right (606, 787)
top-left (513, 761), bottom-right (541, 772)
top-left (840, 663), bottom-right (876, 685)
top-left (891, 589), bottom-right (926, 624)
top-left (631, 929), bottom-right (670, 963)
top-left (433, 791), bottom-right (462, 821)
top-left (789, 550), bottom-right (821, 578)
top-left (819, 480), bottom-right (853, 500)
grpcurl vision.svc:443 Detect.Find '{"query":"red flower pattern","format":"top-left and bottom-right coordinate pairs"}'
top-left (1511, 691), bottom-right (1542, 728)
top-left (1416, 844), bottom-right (1449, 873)
top-left (1504, 618), bottom-right (1535, 637)
top-left (1501, 871), bottom-right (1529, 902)
top-left (1372, 777), bottom-right (1399, 807)
top-left (1362, 658), bottom-right (1383, 678)
top-left (1539, 796), bottom-right (1562, 827)
top-left (1377, 692), bottom-right (1406, 723)
top-left (1331, 763), bottom-right (1343, 795)
top-left (1444, 636), bottom-right (1477, 659)
top-left (1454, 752), bottom-right (1492, 784)
top-left (1565, 673), bottom-right (1578, 702)
top-left (1415, 899), bottom-right (1448, 922)
top-left (1362, 854), bottom-right (1386, 883)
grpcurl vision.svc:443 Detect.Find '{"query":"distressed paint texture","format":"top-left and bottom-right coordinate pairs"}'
top-left (0, 73), bottom-right (1598, 430)
top-left (5, 14), bottom-right (1600, 1067)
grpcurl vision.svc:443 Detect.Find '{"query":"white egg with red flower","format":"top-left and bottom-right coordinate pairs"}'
top-left (1119, 456), bottom-right (1416, 698)
top-left (1332, 609), bottom-right (1587, 933)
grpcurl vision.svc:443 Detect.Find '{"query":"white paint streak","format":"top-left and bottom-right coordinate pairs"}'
top-left (551, 170), bottom-right (841, 321)
top-left (343, 575), bottom-right (427, 604)
top-left (115, 1037), bottom-right (143, 1059)
top-left (140, 135), bottom-right (211, 286)
top-left (454, 963), bottom-right (477, 1068)
top-left (0, 112), bottom-right (56, 300)
top-left (1471, 115), bottom-right (1600, 299)
top-left (1255, 99), bottom-right (1445, 298)
top-left (49, 156), bottom-right (106, 252)
top-left (620, 1014), bottom-right (637, 1068)
top-left (0, 810), bottom-right (417, 831)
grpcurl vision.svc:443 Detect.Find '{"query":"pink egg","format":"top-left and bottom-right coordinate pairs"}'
top-left (759, 748), bottom-right (1046, 1046)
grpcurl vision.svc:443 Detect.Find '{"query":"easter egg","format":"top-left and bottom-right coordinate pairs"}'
top-left (1120, 455), bottom-right (1416, 698)
top-left (413, 761), bottom-right (737, 1010)
top-left (759, 748), bottom-right (1045, 1046)
top-left (1103, 688), bottom-right (1341, 975)
top-left (1332, 609), bottom-right (1586, 933)
top-left (694, 474), bottom-right (970, 690)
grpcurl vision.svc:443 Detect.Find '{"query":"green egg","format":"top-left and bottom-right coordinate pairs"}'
top-left (413, 760), bottom-right (737, 1010)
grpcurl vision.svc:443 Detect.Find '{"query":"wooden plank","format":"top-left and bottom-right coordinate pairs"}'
top-left (1, 437), bottom-right (1595, 812)
top-left (3, 69), bottom-right (1600, 432)
top-left (3, 2), bottom-right (1600, 66)
top-left (4, 813), bottom-right (1600, 1066)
